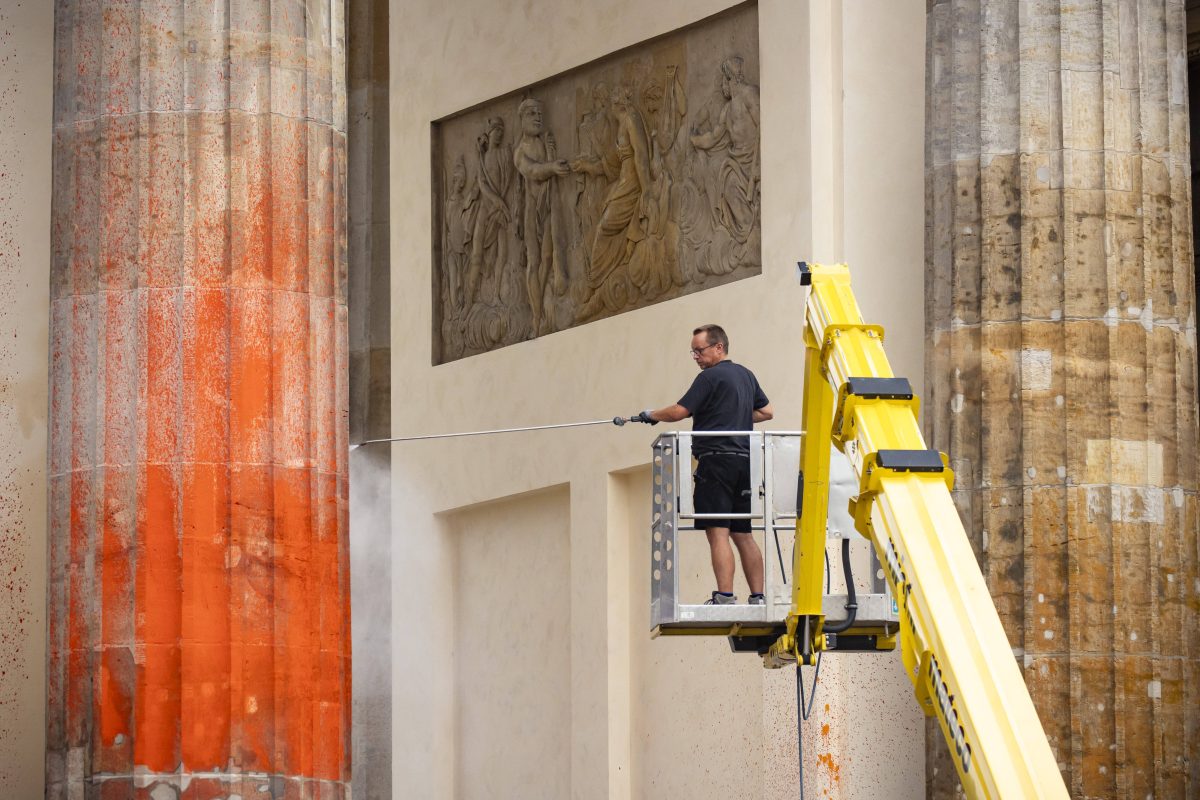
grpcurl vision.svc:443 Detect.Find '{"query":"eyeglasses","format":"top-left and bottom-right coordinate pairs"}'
top-left (690, 343), bottom-right (721, 357)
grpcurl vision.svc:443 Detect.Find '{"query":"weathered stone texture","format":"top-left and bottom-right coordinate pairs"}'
top-left (346, 0), bottom-right (392, 797)
top-left (47, 1), bottom-right (351, 797)
top-left (926, 0), bottom-right (1199, 797)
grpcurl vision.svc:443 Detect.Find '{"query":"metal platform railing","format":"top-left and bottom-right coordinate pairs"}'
top-left (650, 431), bottom-right (897, 637)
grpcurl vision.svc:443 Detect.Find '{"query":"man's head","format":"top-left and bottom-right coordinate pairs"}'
top-left (450, 157), bottom-right (467, 193)
top-left (691, 324), bottom-right (729, 369)
top-left (518, 98), bottom-right (545, 135)
top-left (720, 57), bottom-right (745, 98)
top-left (642, 79), bottom-right (664, 115)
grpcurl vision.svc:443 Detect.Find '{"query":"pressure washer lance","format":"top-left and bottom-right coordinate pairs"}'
top-left (351, 412), bottom-right (656, 448)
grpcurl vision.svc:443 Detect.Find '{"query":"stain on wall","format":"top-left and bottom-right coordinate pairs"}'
top-left (0, 1), bottom-right (51, 796)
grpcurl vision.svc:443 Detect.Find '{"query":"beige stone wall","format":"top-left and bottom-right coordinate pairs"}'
top-left (0, 0), bottom-right (52, 795)
top-left (387, 1), bottom-right (928, 797)
top-left (448, 486), bottom-right (572, 798)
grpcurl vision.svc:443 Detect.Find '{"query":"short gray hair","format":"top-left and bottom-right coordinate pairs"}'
top-left (693, 324), bottom-right (729, 352)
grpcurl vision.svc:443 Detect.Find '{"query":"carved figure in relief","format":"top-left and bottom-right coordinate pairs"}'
top-left (514, 97), bottom-right (572, 337)
top-left (464, 116), bottom-right (514, 309)
top-left (639, 67), bottom-right (686, 275)
top-left (578, 82), bottom-right (677, 321)
top-left (573, 83), bottom-right (619, 257)
top-left (442, 157), bottom-right (474, 310)
top-left (642, 65), bottom-right (687, 161)
top-left (689, 56), bottom-right (761, 273)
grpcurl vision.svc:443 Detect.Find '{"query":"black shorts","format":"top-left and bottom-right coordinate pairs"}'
top-left (693, 453), bottom-right (752, 533)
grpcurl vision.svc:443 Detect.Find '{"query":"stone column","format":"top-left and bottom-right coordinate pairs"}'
top-left (347, 0), bottom-right (391, 797)
top-left (46, 1), bottom-right (350, 797)
top-left (926, 0), bottom-right (1198, 797)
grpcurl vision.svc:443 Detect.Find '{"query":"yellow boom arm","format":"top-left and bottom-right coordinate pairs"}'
top-left (768, 263), bottom-right (1068, 799)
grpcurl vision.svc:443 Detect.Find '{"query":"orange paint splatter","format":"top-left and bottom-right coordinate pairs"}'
top-left (817, 752), bottom-right (841, 784)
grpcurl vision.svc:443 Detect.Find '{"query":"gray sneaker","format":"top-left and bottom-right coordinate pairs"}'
top-left (748, 593), bottom-right (765, 605)
top-left (705, 591), bottom-right (737, 605)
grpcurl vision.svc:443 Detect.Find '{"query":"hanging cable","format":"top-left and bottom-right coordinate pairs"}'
top-left (796, 547), bottom-right (831, 800)
top-left (774, 528), bottom-right (788, 583)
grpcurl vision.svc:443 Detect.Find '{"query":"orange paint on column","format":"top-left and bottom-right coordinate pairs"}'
top-left (233, 114), bottom-right (274, 290)
top-left (185, 289), bottom-right (231, 463)
top-left (230, 288), bottom-right (272, 461)
top-left (311, 299), bottom-right (333, 475)
top-left (142, 117), bottom-right (186, 290)
top-left (181, 286), bottom-right (233, 771)
top-left (134, 463), bottom-right (181, 772)
top-left (96, 287), bottom-right (137, 773)
top-left (144, 290), bottom-right (181, 464)
top-left (274, 466), bottom-right (316, 778)
top-left (181, 462), bottom-right (232, 770)
top-left (228, 280), bottom-right (276, 776)
top-left (66, 470), bottom-right (92, 749)
top-left (101, 116), bottom-right (137, 290)
top-left (96, 466), bottom-right (134, 774)
top-left (228, 463), bottom-right (276, 773)
top-left (270, 114), bottom-right (309, 295)
top-left (269, 282), bottom-right (315, 779)
top-left (66, 288), bottom-right (98, 755)
top-left (49, 3), bottom-right (351, 794)
top-left (314, 470), bottom-right (344, 781)
top-left (338, 455), bottom-right (352, 785)
top-left (134, 289), bottom-right (184, 772)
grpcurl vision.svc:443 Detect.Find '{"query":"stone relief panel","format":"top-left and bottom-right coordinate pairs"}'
top-left (432, 3), bottom-right (759, 363)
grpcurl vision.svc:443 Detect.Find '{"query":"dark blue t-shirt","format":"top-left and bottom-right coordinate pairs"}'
top-left (677, 360), bottom-right (769, 456)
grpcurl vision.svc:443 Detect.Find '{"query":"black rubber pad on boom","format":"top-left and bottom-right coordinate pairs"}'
top-left (844, 377), bottom-right (913, 400)
top-left (875, 449), bottom-right (944, 472)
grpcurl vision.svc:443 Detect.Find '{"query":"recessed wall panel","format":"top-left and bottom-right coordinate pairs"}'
top-left (450, 486), bottom-right (571, 799)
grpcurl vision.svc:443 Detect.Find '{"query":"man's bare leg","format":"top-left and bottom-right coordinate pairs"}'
top-left (730, 532), bottom-right (764, 595)
top-left (705, 527), bottom-right (736, 594)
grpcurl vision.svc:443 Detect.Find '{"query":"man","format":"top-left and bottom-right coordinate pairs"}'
top-left (513, 97), bottom-right (571, 336)
top-left (465, 116), bottom-right (513, 309)
top-left (573, 82), bottom-right (617, 248)
top-left (634, 324), bottom-right (773, 605)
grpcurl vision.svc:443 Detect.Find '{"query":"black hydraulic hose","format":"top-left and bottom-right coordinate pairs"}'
top-left (784, 469), bottom-right (804, 587)
top-left (821, 537), bottom-right (858, 634)
top-left (774, 530), bottom-right (788, 583)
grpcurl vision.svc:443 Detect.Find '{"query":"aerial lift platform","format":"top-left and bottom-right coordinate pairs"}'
top-left (650, 263), bottom-right (1068, 799)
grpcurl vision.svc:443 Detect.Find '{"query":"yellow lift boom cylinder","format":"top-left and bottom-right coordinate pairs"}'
top-left (774, 263), bottom-right (1068, 799)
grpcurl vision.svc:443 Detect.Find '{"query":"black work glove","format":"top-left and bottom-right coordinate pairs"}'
top-left (634, 409), bottom-right (658, 425)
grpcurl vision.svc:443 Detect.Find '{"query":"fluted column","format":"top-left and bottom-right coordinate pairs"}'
top-left (926, 1), bottom-right (1198, 797)
top-left (46, 1), bottom-right (350, 796)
